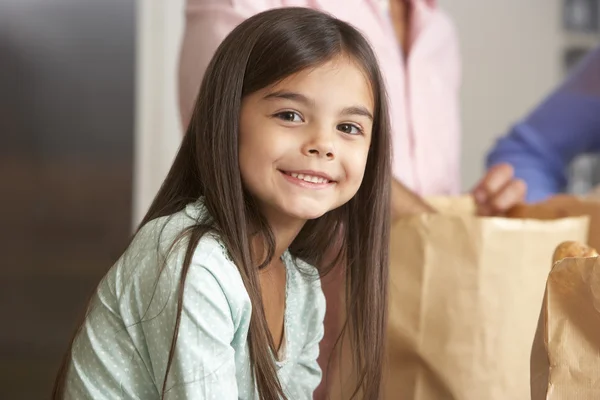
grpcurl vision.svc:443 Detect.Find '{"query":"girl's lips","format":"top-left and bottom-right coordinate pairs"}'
top-left (279, 170), bottom-right (336, 189)
top-left (279, 169), bottom-right (335, 182)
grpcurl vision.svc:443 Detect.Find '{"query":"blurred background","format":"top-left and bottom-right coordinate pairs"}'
top-left (1, 0), bottom-right (134, 398)
top-left (0, 0), bottom-right (599, 398)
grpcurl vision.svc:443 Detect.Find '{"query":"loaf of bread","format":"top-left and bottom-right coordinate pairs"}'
top-left (552, 241), bottom-right (599, 264)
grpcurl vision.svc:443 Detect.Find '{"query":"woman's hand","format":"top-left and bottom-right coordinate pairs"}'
top-left (472, 163), bottom-right (527, 216)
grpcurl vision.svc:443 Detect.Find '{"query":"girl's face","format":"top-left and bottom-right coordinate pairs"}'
top-left (238, 56), bottom-right (374, 226)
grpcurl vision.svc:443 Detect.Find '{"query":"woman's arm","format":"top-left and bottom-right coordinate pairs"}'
top-left (487, 46), bottom-right (600, 202)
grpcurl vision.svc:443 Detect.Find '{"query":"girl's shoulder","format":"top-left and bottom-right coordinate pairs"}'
top-left (131, 198), bottom-right (230, 258)
top-left (115, 200), bottom-right (247, 304)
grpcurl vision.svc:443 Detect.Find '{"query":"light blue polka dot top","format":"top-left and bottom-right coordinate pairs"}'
top-left (63, 198), bottom-right (326, 399)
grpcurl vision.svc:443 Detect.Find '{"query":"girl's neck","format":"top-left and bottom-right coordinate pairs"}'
top-left (252, 214), bottom-right (305, 269)
top-left (273, 219), bottom-right (305, 260)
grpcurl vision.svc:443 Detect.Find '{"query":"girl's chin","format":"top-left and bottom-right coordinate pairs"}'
top-left (286, 207), bottom-right (330, 221)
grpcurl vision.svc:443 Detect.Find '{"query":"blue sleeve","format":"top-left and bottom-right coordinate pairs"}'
top-left (487, 46), bottom-right (600, 203)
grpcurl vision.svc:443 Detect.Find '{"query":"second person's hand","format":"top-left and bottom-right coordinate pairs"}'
top-left (472, 163), bottom-right (527, 216)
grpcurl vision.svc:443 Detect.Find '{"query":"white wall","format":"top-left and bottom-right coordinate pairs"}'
top-left (133, 0), bottom-right (185, 227)
top-left (439, 0), bottom-right (564, 191)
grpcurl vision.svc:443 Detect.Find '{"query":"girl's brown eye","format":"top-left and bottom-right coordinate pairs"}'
top-left (275, 111), bottom-right (302, 122)
top-left (337, 123), bottom-right (362, 135)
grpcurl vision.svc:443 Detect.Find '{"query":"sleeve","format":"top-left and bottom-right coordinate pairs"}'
top-left (486, 46), bottom-right (600, 203)
top-left (63, 275), bottom-right (160, 400)
top-left (178, 0), bottom-right (279, 130)
top-left (157, 263), bottom-right (239, 399)
top-left (285, 278), bottom-right (326, 398)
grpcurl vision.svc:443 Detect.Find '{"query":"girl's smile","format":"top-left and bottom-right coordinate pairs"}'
top-left (279, 169), bottom-right (337, 189)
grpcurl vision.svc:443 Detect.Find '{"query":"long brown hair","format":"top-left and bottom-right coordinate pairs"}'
top-left (54, 7), bottom-right (391, 399)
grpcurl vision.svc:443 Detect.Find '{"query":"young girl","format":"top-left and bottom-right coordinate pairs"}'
top-left (53, 7), bottom-right (391, 399)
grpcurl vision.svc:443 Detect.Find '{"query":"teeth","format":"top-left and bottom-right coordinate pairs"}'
top-left (289, 172), bottom-right (329, 184)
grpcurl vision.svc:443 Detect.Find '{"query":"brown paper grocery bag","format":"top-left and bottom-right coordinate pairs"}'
top-left (508, 194), bottom-right (600, 252)
top-left (425, 195), bottom-right (476, 215)
top-left (385, 211), bottom-right (589, 400)
top-left (531, 256), bottom-right (600, 399)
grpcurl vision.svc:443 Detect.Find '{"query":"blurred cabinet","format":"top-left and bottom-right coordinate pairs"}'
top-left (0, 1), bottom-right (134, 398)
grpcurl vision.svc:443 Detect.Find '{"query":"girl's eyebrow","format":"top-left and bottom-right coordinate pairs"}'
top-left (264, 90), bottom-right (373, 121)
top-left (263, 90), bottom-right (314, 107)
top-left (340, 106), bottom-right (373, 121)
